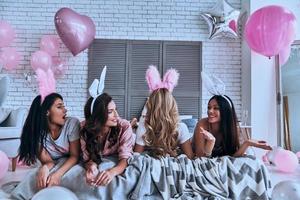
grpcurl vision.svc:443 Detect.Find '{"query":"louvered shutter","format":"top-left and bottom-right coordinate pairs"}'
top-left (88, 40), bottom-right (127, 118)
top-left (163, 41), bottom-right (202, 119)
top-left (88, 40), bottom-right (202, 120)
top-left (127, 41), bottom-right (162, 119)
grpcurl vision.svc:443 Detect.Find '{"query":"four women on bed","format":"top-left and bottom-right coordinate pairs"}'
top-left (13, 66), bottom-right (271, 199)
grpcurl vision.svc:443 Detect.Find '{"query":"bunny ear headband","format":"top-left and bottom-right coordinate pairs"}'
top-left (89, 66), bottom-right (107, 114)
top-left (35, 68), bottom-right (56, 102)
top-left (146, 65), bottom-right (179, 92)
top-left (201, 71), bottom-right (232, 107)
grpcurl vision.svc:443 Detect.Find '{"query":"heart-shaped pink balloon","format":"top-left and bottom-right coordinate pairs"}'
top-left (54, 8), bottom-right (96, 56)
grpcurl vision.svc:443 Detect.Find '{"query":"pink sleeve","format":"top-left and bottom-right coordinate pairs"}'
top-left (118, 121), bottom-right (134, 160)
top-left (80, 137), bottom-right (90, 162)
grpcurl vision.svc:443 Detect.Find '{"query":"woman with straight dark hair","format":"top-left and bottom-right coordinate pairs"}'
top-left (194, 95), bottom-right (272, 157)
top-left (12, 93), bottom-right (80, 199)
top-left (81, 93), bottom-right (134, 187)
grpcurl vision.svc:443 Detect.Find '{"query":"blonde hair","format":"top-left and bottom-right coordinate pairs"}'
top-left (144, 88), bottom-right (179, 158)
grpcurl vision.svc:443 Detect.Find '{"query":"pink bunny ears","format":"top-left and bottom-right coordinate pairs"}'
top-left (146, 65), bottom-right (179, 92)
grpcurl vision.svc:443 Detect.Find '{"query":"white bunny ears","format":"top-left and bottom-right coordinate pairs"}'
top-left (201, 71), bottom-right (232, 107)
top-left (146, 65), bottom-right (179, 92)
top-left (201, 71), bottom-right (225, 95)
top-left (89, 66), bottom-right (107, 114)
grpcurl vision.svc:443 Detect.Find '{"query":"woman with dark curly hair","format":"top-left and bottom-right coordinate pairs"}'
top-left (80, 93), bottom-right (134, 187)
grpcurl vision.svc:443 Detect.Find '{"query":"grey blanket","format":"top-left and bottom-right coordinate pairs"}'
top-left (10, 154), bottom-right (271, 200)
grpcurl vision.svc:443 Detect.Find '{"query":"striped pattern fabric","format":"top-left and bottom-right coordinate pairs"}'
top-left (128, 154), bottom-right (271, 200)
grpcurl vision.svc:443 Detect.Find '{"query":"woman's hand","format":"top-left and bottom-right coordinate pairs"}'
top-left (46, 172), bottom-right (62, 187)
top-left (85, 163), bottom-right (99, 186)
top-left (234, 139), bottom-right (272, 157)
top-left (36, 165), bottom-right (50, 190)
top-left (247, 139), bottom-right (272, 150)
top-left (94, 169), bottom-right (114, 186)
top-left (200, 127), bottom-right (216, 142)
top-left (199, 127), bottom-right (215, 156)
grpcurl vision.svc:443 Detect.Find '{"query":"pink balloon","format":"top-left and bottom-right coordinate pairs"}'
top-left (0, 47), bottom-right (21, 71)
top-left (40, 35), bottom-right (60, 56)
top-left (52, 57), bottom-right (67, 78)
top-left (0, 151), bottom-right (9, 180)
top-left (30, 50), bottom-right (52, 71)
top-left (0, 20), bottom-right (15, 48)
top-left (274, 149), bottom-right (298, 173)
top-left (279, 46), bottom-right (291, 65)
top-left (54, 7), bottom-right (96, 56)
top-left (245, 6), bottom-right (296, 57)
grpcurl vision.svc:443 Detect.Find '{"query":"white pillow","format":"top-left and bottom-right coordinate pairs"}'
top-left (0, 108), bottom-right (11, 124)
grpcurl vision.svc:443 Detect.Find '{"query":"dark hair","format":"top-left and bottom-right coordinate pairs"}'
top-left (80, 93), bottom-right (120, 165)
top-left (209, 95), bottom-right (239, 156)
top-left (18, 93), bottom-right (63, 165)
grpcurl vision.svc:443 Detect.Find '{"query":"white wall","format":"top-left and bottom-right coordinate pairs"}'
top-left (0, 0), bottom-right (242, 118)
top-left (248, 0), bottom-right (300, 155)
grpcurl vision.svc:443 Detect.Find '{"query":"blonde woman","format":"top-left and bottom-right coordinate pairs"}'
top-left (134, 66), bottom-right (194, 159)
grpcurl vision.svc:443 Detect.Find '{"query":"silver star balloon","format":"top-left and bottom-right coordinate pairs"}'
top-left (201, 0), bottom-right (240, 39)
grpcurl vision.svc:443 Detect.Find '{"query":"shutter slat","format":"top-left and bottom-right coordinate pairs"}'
top-left (88, 40), bottom-right (127, 118)
top-left (164, 42), bottom-right (201, 118)
top-left (128, 42), bottom-right (161, 119)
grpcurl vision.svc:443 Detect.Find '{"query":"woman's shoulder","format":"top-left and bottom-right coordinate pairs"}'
top-left (196, 118), bottom-right (209, 129)
top-left (64, 117), bottom-right (80, 128)
top-left (66, 117), bottom-right (80, 124)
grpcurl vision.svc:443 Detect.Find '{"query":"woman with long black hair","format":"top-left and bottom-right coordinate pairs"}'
top-left (194, 95), bottom-right (272, 157)
top-left (12, 93), bottom-right (80, 199)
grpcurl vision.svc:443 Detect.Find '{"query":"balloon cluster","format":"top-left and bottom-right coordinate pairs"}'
top-left (265, 147), bottom-right (299, 173)
top-left (31, 35), bottom-right (67, 79)
top-left (0, 20), bottom-right (22, 71)
top-left (245, 5), bottom-right (296, 65)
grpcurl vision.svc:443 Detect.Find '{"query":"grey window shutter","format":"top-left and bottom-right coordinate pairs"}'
top-left (88, 39), bottom-right (202, 120)
top-left (88, 40), bottom-right (127, 118)
top-left (128, 41), bottom-right (162, 119)
top-left (163, 41), bottom-right (202, 119)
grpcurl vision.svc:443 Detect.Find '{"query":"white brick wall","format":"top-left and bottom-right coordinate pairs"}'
top-left (0, 0), bottom-right (242, 119)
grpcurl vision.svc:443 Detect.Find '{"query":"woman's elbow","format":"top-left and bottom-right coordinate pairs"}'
top-left (134, 144), bottom-right (144, 153)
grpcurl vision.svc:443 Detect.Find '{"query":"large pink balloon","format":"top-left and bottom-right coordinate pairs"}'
top-left (279, 46), bottom-right (291, 66)
top-left (40, 35), bottom-right (60, 56)
top-left (245, 6), bottom-right (296, 57)
top-left (0, 151), bottom-right (9, 180)
top-left (0, 47), bottom-right (21, 71)
top-left (274, 149), bottom-right (298, 173)
top-left (0, 20), bottom-right (15, 48)
top-left (54, 8), bottom-right (96, 56)
top-left (30, 50), bottom-right (52, 71)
